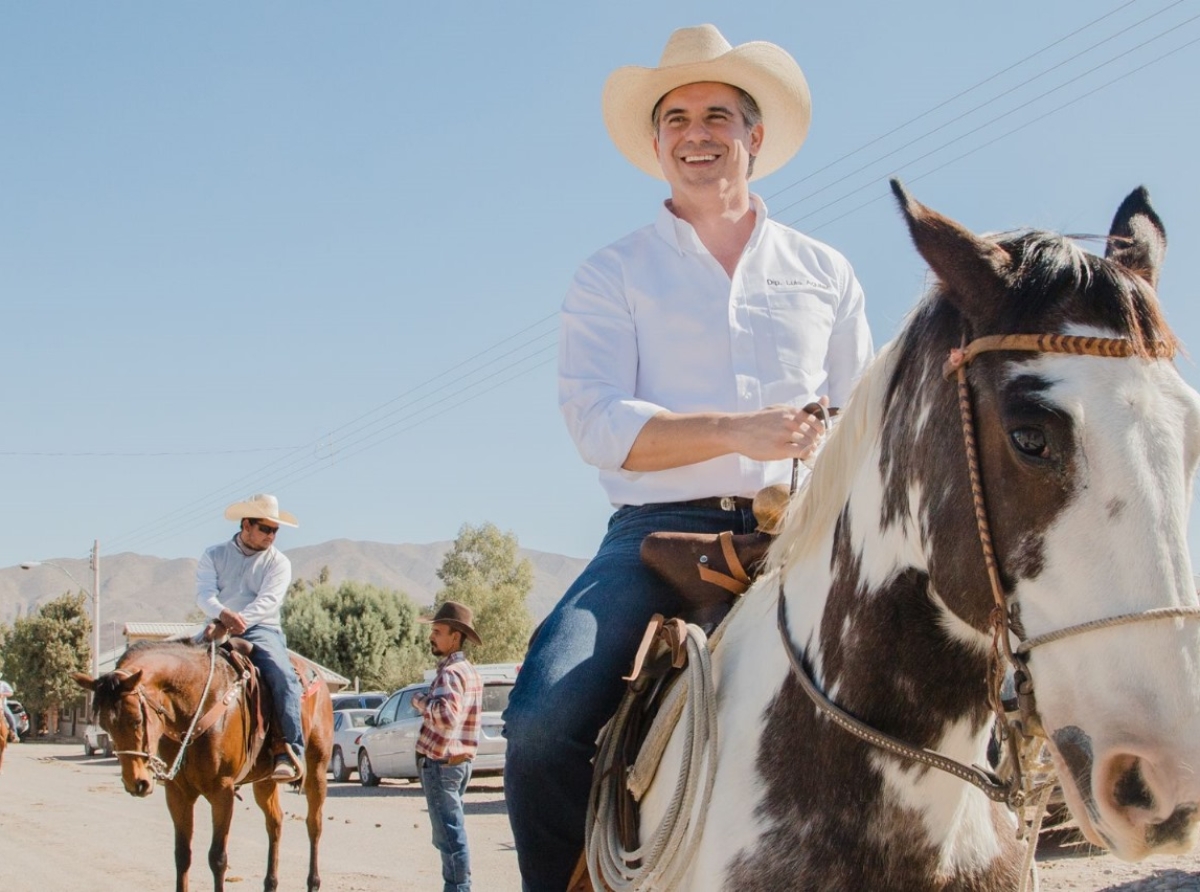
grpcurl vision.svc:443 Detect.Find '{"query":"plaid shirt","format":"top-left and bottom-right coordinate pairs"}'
top-left (414, 652), bottom-right (482, 761)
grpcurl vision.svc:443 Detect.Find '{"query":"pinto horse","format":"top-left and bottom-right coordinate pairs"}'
top-left (75, 640), bottom-right (334, 892)
top-left (609, 184), bottom-right (1200, 891)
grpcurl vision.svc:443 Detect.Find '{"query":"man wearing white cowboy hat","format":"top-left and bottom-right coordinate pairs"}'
top-left (504, 24), bottom-right (874, 889)
top-left (195, 493), bottom-right (306, 781)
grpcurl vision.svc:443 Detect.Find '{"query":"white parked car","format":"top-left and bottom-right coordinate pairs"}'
top-left (329, 708), bottom-right (376, 782)
top-left (356, 672), bottom-right (514, 786)
top-left (83, 722), bottom-right (112, 757)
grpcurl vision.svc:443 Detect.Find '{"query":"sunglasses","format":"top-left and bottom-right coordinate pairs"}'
top-left (252, 521), bottom-right (280, 536)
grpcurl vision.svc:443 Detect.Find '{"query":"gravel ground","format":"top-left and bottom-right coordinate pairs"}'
top-left (2, 739), bottom-right (1200, 890)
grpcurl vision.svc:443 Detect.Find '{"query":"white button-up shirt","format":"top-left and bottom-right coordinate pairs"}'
top-left (558, 195), bottom-right (874, 507)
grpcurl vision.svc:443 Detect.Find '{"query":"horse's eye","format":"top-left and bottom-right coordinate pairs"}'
top-left (1010, 427), bottom-right (1048, 458)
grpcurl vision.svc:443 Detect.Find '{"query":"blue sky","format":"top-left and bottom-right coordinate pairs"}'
top-left (3, 1), bottom-right (1199, 574)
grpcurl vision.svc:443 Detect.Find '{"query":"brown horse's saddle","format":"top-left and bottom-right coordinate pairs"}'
top-left (210, 635), bottom-right (321, 784)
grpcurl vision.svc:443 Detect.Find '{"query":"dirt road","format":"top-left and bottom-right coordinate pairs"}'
top-left (3, 740), bottom-right (1200, 890)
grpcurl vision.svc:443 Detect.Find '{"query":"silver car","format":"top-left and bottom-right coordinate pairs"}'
top-left (329, 708), bottom-right (376, 782)
top-left (356, 679), bottom-right (512, 785)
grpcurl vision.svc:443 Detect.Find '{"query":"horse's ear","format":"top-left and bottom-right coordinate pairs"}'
top-left (890, 179), bottom-right (1012, 323)
top-left (117, 669), bottom-right (142, 692)
top-left (1105, 186), bottom-right (1166, 289)
top-left (72, 671), bottom-right (96, 692)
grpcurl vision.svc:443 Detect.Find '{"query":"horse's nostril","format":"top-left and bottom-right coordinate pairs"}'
top-left (1114, 759), bottom-right (1155, 810)
top-left (1147, 804), bottom-right (1198, 847)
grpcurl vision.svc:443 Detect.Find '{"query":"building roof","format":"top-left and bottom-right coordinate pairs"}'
top-left (117, 622), bottom-right (351, 690)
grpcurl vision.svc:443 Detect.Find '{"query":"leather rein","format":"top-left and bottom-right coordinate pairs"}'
top-left (779, 333), bottom-right (1200, 808)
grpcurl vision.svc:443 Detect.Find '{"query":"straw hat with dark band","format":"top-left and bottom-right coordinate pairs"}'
top-left (602, 23), bottom-right (812, 182)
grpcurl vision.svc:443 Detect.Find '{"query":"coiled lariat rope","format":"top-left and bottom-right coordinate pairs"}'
top-left (586, 623), bottom-right (719, 891)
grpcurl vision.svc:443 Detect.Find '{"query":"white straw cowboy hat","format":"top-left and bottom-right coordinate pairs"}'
top-left (602, 23), bottom-right (811, 182)
top-left (224, 493), bottom-right (299, 528)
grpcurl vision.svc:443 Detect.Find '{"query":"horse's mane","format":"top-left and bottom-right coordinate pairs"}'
top-left (970, 229), bottom-right (1175, 355)
top-left (117, 638), bottom-right (203, 665)
top-left (767, 339), bottom-right (900, 574)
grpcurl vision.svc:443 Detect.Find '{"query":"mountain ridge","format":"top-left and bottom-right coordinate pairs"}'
top-left (0, 539), bottom-right (588, 651)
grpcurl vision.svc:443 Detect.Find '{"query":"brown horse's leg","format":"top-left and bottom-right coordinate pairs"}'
top-left (252, 779), bottom-right (284, 892)
top-left (206, 784), bottom-right (237, 892)
top-left (302, 749), bottom-right (328, 891)
top-left (165, 782), bottom-right (198, 892)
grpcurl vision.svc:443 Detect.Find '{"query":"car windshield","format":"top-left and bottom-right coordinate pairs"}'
top-left (349, 712), bottom-right (373, 727)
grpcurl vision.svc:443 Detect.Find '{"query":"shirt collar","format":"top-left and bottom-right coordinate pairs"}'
top-left (653, 193), bottom-right (769, 256)
top-left (232, 532), bottom-right (271, 558)
top-left (436, 651), bottom-right (466, 672)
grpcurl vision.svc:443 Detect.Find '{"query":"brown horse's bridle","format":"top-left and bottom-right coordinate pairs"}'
top-left (780, 333), bottom-right (1200, 808)
top-left (109, 641), bottom-right (237, 782)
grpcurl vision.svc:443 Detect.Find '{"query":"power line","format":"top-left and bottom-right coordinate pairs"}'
top-left (104, 313), bottom-right (559, 549)
top-left (108, 333), bottom-right (559, 554)
top-left (802, 32), bottom-right (1200, 234)
top-left (763, 0), bottom-right (1167, 205)
top-left (0, 446), bottom-right (298, 457)
top-left (772, 1), bottom-right (1194, 220)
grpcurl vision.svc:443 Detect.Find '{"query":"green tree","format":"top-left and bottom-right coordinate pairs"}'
top-left (282, 581), bottom-right (429, 689)
top-left (0, 591), bottom-right (91, 716)
top-left (435, 522), bottom-right (534, 664)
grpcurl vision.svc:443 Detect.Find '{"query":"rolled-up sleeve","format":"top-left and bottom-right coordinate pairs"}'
top-left (558, 257), bottom-right (664, 471)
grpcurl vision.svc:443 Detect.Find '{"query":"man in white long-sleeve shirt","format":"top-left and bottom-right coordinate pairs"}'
top-left (503, 25), bottom-right (874, 890)
top-left (196, 493), bottom-right (305, 781)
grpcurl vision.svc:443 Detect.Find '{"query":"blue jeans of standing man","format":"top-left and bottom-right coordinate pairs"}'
top-left (240, 624), bottom-right (304, 755)
top-left (503, 502), bottom-right (758, 891)
top-left (420, 756), bottom-right (474, 892)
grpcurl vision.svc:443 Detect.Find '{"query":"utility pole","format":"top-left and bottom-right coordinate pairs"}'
top-left (90, 540), bottom-right (100, 683)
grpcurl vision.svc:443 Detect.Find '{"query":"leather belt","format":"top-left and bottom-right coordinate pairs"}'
top-left (666, 496), bottom-right (754, 512)
top-left (418, 753), bottom-right (473, 767)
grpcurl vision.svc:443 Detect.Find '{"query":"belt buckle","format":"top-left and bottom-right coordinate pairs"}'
top-left (719, 496), bottom-right (736, 511)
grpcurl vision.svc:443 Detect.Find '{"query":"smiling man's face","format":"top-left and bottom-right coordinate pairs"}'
top-left (652, 81), bottom-right (762, 193)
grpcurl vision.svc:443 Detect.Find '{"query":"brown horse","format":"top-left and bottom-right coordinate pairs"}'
top-left (74, 639), bottom-right (333, 892)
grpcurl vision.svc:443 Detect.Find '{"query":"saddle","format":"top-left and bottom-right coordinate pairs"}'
top-left (202, 625), bottom-right (319, 784)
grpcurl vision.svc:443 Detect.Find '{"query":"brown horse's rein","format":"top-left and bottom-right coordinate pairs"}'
top-left (779, 333), bottom-right (1200, 811)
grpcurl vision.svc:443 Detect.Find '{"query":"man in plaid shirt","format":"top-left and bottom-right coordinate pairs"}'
top-left (413, 601), bottom-right (484, 892)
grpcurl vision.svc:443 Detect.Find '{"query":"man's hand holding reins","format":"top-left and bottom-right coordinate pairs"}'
top-left (623, 396), bottom-right (829, 472)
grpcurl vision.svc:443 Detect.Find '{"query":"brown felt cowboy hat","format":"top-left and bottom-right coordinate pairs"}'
top-left (223, 493), bottom-right (299, 528)
top-left (420, 601), bottom-right (483, 646)
top-left (602, 23), bottom-right (812, 181)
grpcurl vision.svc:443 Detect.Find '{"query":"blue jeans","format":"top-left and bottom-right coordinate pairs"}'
top-left (503, 503), bottom-right (757, 891)
top-left (240, 624), bottom-right (304, 753)
top-left (420, 756), bottom-right (474, 892)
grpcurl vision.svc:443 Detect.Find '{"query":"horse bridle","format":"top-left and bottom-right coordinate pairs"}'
top-left (109, 640), bottom-right (231, 782)
top-left (779, 333), bottom-right (1200, 808)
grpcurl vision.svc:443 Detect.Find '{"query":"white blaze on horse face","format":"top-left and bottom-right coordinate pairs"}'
top-left (1006, 347), bottom-right (1200, 858)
